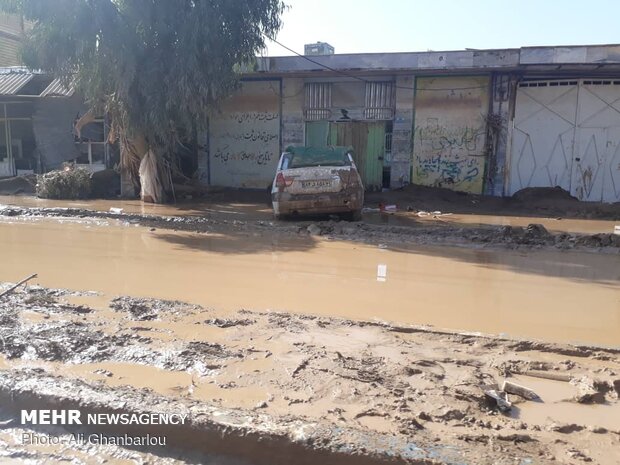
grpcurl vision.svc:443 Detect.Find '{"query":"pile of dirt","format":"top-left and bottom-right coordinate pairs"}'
top-left (367, 184), bottom-right (620, 220)
top-left (306, 219), bottom-right (620, 250)
top-left (512, 186), bottom-right (579, 203)
top-left (90, 168), bottom-right (120, 198)
top-left (0, 175), bottom-right (36, 195)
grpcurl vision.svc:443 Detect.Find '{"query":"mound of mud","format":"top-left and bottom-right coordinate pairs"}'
top-left (512, 186), bottom-right (578, 203)
top-left (90, 168), bottom-right (120, 198)
top-left (0, 175), bottom-right (36, 195)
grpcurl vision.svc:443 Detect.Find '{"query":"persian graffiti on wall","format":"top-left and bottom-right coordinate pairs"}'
top-left (207, 80), bottom-right (281, 188)
top-left (412, 76), bottom-right (489, 194)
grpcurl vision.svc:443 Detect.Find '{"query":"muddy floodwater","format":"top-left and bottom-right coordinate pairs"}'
top-left (1, 194), bottom-right (618, 234)
top-left (0, 216), bottom-right (618, 347)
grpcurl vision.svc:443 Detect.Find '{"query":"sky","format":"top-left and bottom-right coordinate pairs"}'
top-left (266, 0), bottom-right (620, 56)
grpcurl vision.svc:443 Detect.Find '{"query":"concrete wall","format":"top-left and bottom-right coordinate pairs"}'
top-left (200, 79), bottom-right (281, 188)
top-left (485, 74), bottom-right (516, 196)
top-left (32, 94), bottom-right (84, 171)
top-left (281, 77), bottom-right (304, 148)
top-left (412, 76), bottom-right (490, 194)
top-left (390, 75), bottom-right (414, 188)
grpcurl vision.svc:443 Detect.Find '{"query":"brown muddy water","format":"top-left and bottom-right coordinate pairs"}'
top-left (1, 194), bottom-right (618, 234)
top-left (0, 216), bottom-right (618, 347)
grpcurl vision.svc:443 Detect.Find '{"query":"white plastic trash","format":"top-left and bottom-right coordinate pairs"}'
top-left (109, 207), bottom-right (124, 214)
top-left (377, 264), bottom-right (387, 282)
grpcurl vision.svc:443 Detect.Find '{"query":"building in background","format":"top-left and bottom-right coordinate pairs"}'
top-left (197, 44), bottom-right (620, 203)
top-left (0, 13), bottom-right (110, 178)
top-left (0, 68), bottom-right (109, 177)
top-left (304, 42), bottom-right (335, 56)
top-left (1, 12), bottom-right (618, 205)
top-left (0, 12), bottom-right (24, 67)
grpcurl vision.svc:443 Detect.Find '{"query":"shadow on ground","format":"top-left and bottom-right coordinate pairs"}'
top-left (152, 219), bottom-right (620, 286)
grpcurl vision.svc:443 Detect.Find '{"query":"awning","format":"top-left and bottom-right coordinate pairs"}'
top-left (0, 72), bottom-right (33, 95)
top-left (40, 77), bottom-right (74, 97)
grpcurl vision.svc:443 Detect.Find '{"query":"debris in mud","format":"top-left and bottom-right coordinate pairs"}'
top-left (181, 341), bottom-right (242, 360)
top-left (566, 448), bottom-right (593, 462)
top-left (524, 369), bottom-right (572, 382)
top-left (496, 433), bottom-right (536, 443)
top-left (0, 273), bottom-right (38, 299)
top-left (0, 320), bottom-right (120, 362)
top-left (307, 223), bottom-right (322, 235)
top-left (525, 223), bottom-right (551, 239)
top-left (1, 285), bottom-right (619, 465)
top-left (484, 389), bottom-right (512, 412)
top-left (110, 296), bottom-right (203, 321)
top-left (204, 317), bottom-right (255, 328)
top-left (36, 167), bottom-right (92, 200)
top-left (571, 376), bottom-right (610, 404)
top-left (502, 380), bottom-right (539, 400)
top-left (111, 297), bottom-right (158, 320)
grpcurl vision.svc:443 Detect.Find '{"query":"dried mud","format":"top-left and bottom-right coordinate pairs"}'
top-left (1, 286), bottom-right (619, 464)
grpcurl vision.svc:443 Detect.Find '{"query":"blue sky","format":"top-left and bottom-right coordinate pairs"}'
top-left (266, 0), bottom-right (620, 55)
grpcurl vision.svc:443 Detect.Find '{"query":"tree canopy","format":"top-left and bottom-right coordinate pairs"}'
top-left (1, 0), bottom-right (285, 199)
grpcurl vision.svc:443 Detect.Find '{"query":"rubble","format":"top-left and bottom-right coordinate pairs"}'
top-left (502, 380), bottom-right (539, 400)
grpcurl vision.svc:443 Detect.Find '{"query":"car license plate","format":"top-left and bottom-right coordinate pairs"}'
top-left (302, 180), bottom-right (331, 189)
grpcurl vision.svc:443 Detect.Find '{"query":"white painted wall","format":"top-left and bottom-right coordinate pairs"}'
top-left (206, 80), bottom-right (281, 188)
top-left (509, 80), bottom-right (620, 202)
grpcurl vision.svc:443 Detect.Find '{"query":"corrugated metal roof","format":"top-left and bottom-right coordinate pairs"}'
top-left (40, 77), bottom-right (74, 97)
top-left (0, 71), bottom-right (32, 94)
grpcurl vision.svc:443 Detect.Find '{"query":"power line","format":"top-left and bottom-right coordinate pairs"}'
top-left (266, 36), bottom-right (489, 92)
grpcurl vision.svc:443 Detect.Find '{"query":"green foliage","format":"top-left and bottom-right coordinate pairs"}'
top-left (36, 166), bottom-right (92, 199)
top-left (2, 0), bottom-right (284, 153)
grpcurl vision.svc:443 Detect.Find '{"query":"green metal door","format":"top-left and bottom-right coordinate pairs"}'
top-left (305, 121), bottom-right (330, 147)
top-left (364, 122), bottom-right (385, 190)
top-left (328, 122), bottom-right (384, 190)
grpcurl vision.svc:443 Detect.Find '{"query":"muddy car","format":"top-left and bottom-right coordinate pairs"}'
top-left (271, 146), bottom-right (364, 220)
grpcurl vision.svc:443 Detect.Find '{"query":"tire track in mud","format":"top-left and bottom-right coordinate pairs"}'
top-left (0, 285), bottom-right (619, 464)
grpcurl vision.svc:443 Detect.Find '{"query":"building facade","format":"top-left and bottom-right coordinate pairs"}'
top-left (0, 68), bottom-right (110, 178)
top-left (198, 44), bottom-right (620, 203)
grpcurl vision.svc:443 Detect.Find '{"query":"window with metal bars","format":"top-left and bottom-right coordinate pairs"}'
top-left (304, 82), bottom-right (332, 121)
top-left (364, 82), bottom-right (394, 120)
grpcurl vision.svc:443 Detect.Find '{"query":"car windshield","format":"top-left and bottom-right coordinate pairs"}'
top-left (285, 147), bottom-right (352, 169)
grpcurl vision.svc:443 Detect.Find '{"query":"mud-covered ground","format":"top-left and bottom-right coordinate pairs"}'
top-left (1, 204), bottom-right (619, 253)
top-left (0, 285), bottom-right (619, 464)
top-left (367, 185), bottom-right (620, 221)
